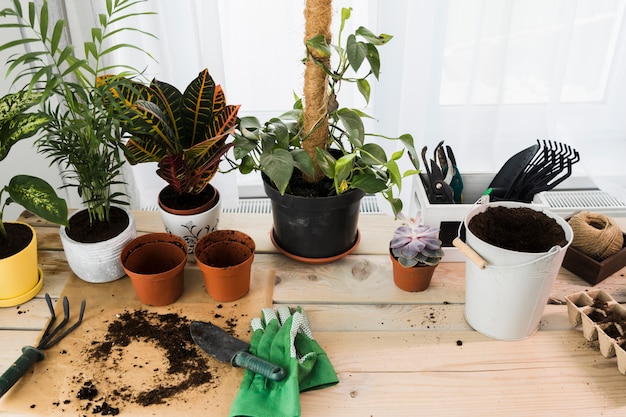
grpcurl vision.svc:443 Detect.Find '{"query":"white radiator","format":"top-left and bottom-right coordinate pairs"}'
top-left (222, 195), bottom-right (383, 214)
top-left (533, 190), bottom-right (626, 217)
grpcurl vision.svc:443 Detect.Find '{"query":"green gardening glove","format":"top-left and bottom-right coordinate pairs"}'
top-left (229, 307), bottom-right (316, 417)
top-left (288, 306), bottom-right (339, 392)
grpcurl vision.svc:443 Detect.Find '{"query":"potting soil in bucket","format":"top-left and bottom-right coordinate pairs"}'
top-left (462, 201), bottom-right (573, 341)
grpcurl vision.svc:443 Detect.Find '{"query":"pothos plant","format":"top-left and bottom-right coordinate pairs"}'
top-left (228, 6), bottom-right (419, 216)
top-left (0, 0), bottom-right (155, 226)
top-left (0, 90), bottom-right (68, 243)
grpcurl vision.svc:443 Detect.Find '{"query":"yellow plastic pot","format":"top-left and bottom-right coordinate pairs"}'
top-left (0, 222), bottom-right (43, 307)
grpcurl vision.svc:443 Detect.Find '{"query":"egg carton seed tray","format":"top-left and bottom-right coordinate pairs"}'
top-left (566, 289), bottom-right (626, 375)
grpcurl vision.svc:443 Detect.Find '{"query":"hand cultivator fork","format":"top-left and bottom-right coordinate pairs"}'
top-left (0, 293), bottom-right (86, 398)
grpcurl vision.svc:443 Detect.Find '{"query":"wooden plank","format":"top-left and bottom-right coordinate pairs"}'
top-left (295, 304), bottom-right (573, 332)
top-left (0, 298), bottom-right (54, 331)
top-left (300, 369), bottom-right (626, 417)
top-left (296, 330), bottom-right (626, 416)
top-left (0, 330), bottom-right (39, 372)
top-left (271, 253), bottom-right (626, 305)
top-left (272, 255), bottom-right (466, 304)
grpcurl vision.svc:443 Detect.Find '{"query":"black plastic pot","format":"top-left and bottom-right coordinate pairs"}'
top-left (263, 176), bottom-right (365, 260)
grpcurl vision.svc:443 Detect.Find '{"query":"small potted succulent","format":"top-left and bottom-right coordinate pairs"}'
top-left (389, 212), bottom-right (444, 292)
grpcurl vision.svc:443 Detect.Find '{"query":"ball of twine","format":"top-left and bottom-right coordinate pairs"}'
top-left (568, 212), bottom-right (624, 261)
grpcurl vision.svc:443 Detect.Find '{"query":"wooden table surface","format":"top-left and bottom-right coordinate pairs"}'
top-left (1, 210), bottom-right (626, 416)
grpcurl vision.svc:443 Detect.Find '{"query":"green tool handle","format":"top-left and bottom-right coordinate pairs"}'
top-left (0, 346), bottom-right (45, 398)
top-left (231, 350), bottom-right (286, 381)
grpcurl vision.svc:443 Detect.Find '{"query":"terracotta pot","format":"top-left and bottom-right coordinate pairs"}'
top-left (390, 252), bottom-right (437, 292)
top-left (0, 222), bottom-right (43, 307)
top-left (121, 233), bottom-right (188, 306)
top-left (194, 230), bottom-right (255, 302)
top-left (60, 207), bottom-right (137, 283)
top-left (158, 185), bottom-right (221, 255)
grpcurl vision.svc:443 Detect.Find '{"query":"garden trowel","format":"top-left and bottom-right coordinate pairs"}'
top-left (190, 321), bottom-right (286, 381)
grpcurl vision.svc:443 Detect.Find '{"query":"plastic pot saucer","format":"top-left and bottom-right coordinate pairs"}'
top-left (269, 227), bottom-right (360, 264)
top-left (0, 267), bottom-right (43, 308)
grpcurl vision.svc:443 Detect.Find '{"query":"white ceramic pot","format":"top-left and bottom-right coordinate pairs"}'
top-left (60, 207), bottom-right (137, 283)
top-left (158, 189), bottom-right (221, 255)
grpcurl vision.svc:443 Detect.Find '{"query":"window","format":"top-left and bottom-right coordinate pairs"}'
top-left (4, 0), bottom-right (625, 214)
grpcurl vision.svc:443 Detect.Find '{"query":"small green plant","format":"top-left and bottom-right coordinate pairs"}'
top-left (0, 90), bottom-right (68, 242)
top-left (0, 0), bottom-right (155, 225)
top-left (113, 68), bottom-right (240, 196)
top-left (390, 212), bottom-right (444, 267)
top-left (228, 7), bottom-right (419, 216)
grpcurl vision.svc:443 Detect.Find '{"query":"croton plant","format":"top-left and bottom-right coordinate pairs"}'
top-left (114, 69), bottom-right (240, 196)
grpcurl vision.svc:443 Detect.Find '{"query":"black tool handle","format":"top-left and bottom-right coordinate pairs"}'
top-left (0, 346), bottom-right (45, 398)
top-left (231, 350), bottom-right (286, 381)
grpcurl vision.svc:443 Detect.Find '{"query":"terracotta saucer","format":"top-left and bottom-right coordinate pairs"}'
top-left (269, 227), bottom-right (360, 264)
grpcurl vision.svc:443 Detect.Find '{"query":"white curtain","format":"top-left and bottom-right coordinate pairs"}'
top-left (34, 0), bottom-right (626, 211)
top-left (377, 0), bottom-right (626, 210)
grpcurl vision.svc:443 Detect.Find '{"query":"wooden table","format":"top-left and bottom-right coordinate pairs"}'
top-left (1, 210), bottom-right (626, 416)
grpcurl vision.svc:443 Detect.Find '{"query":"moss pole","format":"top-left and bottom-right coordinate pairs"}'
top-left (303, 0), bottom-right (332, 182)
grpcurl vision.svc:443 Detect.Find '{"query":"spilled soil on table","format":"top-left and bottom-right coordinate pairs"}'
top-left (43, 306), bottom-right (246, 415)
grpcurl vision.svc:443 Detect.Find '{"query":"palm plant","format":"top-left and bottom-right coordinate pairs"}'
top-left (0, 0), bottom-right (155, 225)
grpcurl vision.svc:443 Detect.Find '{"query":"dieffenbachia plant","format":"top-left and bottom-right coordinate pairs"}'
top-left (0, 91), bottom-right (68, 241)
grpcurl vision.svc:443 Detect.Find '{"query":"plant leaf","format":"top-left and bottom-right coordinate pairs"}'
top-left (356, 78), bottom-right (371, 104)
top-left (356, 26), bottom-right (393, 45)
top-left (306, 34), bottom-right (331, 58)
top-left (360, 143), bottom-right (387, 165)
top-left (7, 175), bottom-right (68, 227)
top-left (350, 173), bottom-right (387, 193)
top-left (315, 148), bottom-right (336, 179)
top-left (261, 149), bottom-right (294, 195)
top-left (346, 35), bottom-right (366, 72)
top-left (337, 108), bottom-right (364, 141)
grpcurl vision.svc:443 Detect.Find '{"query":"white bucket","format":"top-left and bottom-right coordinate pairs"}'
top-left (462, 201), bottom-right (573, 341)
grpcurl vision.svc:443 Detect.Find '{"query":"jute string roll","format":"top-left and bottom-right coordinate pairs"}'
top-left (568, 211), bottom-right (624, 261)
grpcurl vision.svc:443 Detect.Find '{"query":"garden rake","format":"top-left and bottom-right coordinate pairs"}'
top-left (0, 293), bottom-right (86, 398)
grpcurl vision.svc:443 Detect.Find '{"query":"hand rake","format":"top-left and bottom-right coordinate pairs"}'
top-left (0, 293), bottom-right (86, 398)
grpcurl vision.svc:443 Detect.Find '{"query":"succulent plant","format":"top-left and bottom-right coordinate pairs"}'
top-left (390, 212), bottom-right (444, 267)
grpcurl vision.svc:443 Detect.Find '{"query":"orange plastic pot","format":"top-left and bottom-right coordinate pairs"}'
top-left (194, 230), bottom-right (255, 302)
top-left (390, 252), bottom-right (437, 292)
top-left (121, 233), bottom-right (188, 306)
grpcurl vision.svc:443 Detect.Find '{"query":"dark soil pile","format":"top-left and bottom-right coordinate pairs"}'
top-left (0, 222), bottom-right (33, 258)
top-left (73, 309), bottom-right (216, 412)
top-left (66, 206), bottom-right (129, 243)
top-left (468, 206), bottom-right (567, 253)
